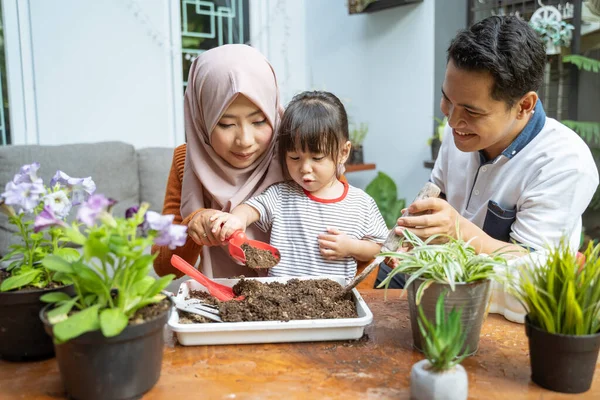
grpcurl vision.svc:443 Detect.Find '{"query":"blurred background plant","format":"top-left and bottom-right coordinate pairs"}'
top-left (365, 171), bottom-right (405, 228)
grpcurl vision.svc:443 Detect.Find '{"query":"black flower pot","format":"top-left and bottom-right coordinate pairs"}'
top-left (526, 315), bottom-right (600, 393)
top-left (0, 284), bottom-right (75, 362)
top-left (348, 146), bottom-right (364, 165)
top-left (41, 299), bottom-right (172, 400)
top-left (430, 138), bottom-right (441, 161)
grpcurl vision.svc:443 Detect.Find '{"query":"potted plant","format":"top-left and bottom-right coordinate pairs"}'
top-left (428, 116), bottom-right (446, 161)
top-left (529, 12), bottom-right (574, 55)
top-left (348, 121), bottom-right (368, 164)
top-left (0, 163), bottom-right (94, 361)
top-left (37, 196), bottom-right (186, 400)
top-left (365, 171), bottom-right (405, 228)
top-left (379, 229), bottom-right (507, 355)
top-left (411, 292), bottom-right (469, 400)
top-left (507, 239), bottom-right (600, 393)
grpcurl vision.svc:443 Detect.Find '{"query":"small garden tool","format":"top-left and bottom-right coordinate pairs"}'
top-left (227, 230), bottom-right (281, 268)
top-left (170, 255), bottom-right (244, 301)
top-left (342, 182), bottom-right (441, 296)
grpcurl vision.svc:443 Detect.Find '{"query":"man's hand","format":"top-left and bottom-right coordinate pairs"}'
top-left (394, 198), bottom-right (461, 242)
top-left (318, 227), bottom-right (354, 260)
top-left (188, 209), bottom-right (221, 246)
top-left (209, 212), bottom-right (246, 242)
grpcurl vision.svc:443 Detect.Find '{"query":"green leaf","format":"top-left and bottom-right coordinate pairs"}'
top-left (132, 276), bottom-right (155, 296)
top-left (42, 255), bottom-right (74, 274)
top-left (144, 275), bottom-right (175, 298)
top-left (53, 248), bottom-right (82, 263)
top-left (99, 308), bottom-right (128, 337)
top-left (0, 269), bottom-right (41, 291)
top-left (83, 235), bottom-right (110, 262)
top-left (365, 172), bottom-right (405, 228)
top-left (47, 298), bottom-right (78, 324)
top-left (40, 292), bottom-right (73, 303)
top-left (52, 305), bottom-right (101, 343)
top-left (562, 55), bottom-right (600, 73)
top-left (562, 120), bottom-right (600, 146)
top-left (71, 261), bottom-right (108, 295)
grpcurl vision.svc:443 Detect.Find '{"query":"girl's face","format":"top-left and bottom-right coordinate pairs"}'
top-left (286, 141), bottom-right (351, 196)
top-left (211, 94), bottom-right (273, 168)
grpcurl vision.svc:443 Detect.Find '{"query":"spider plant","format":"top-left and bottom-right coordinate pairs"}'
top-left (418, 292), bottom-right (469, 372)
top-left (508, 239), bottom-right (600, 335)
top-left (378, 229), bottom-right (508, 304)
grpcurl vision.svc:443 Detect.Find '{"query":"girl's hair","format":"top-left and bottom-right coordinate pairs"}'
top-left (278, 91), bottom-right (349, 171)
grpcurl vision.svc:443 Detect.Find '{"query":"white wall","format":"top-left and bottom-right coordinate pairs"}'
top-left (250, 0), bottom-right (307, 104)
top-left (304, 0), bottom-right (435, 199)
top-left (5, 0), bottom-right (183, 148)
top-left (4, 0), bottom-right (435, 200)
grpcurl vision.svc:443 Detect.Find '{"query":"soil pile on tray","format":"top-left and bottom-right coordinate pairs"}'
top-left (184, 278), bottom-right (357, 323)
top-left (242, 243), bottom-right (279, 269)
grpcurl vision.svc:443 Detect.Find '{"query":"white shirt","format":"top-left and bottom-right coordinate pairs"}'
top-left (431, 102), bottom-right (598, 251)
top-left (245, 181), bottom-right (389, 280)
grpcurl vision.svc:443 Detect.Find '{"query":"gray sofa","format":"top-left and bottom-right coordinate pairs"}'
top-left (0, 142), bottom-right (178, 284)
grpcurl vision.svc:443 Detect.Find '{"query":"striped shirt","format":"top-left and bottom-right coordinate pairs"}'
top-left (245, 181), bottom-right (389, 280)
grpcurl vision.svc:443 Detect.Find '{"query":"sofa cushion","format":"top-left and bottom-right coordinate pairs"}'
top-left (0, 142), bottom-right (140, 255)
top-left (137, 147), bottom-right (173, 213)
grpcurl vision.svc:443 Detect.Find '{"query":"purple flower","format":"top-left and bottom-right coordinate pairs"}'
top-left (1, 180), bottom-right (46, 214)
top-left (125, 206), bottom-right (139, 219)
top-left (34, 205), bottom-right (68, 233)
top-left (154, 224), bottom-right (187, 250)
top-left (50, 171), bottom-right (96, 205)
top-left (43, 191), bottom-right (72, 219)
top-left (77, 194), bottom-right (116, 227)
top-left (146, 211), bottom-right (174, 231)
top-left (13, 162), bottom-right (42, 185)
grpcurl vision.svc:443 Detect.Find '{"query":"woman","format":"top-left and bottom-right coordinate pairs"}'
top-left (152, 44), bottom-right (284, 278)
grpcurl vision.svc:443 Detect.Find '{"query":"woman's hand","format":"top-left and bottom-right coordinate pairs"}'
top-left (395, 198), bottom-right (462, 242)
top-left (188, 209), bottom-right (222, 246)
top-left (318, 227), bottom-right (354, 260)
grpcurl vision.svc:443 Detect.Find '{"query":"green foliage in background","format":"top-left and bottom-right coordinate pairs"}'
top-left (365, 172), bottom-right (405, 228)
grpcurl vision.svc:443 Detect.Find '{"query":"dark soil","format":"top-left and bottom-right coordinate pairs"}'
top-left (129, 298), bottom-right (171, 325)
top-left (0, 269), bottom-right (63, 291)
top-left (182, 278), bottom-right (357, 323)
top-left (242, 243), bottom-right (279, 269)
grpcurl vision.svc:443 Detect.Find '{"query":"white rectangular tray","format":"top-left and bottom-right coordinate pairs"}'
top-left (168, 276), bottom-right (373, 346)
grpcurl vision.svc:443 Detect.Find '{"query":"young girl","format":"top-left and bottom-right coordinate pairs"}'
top-left (210, 91), bottom-right (389, 280)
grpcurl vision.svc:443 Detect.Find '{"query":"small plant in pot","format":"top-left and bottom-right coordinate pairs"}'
top-left (37, 197), bottom-right (186, 400)
top-left (411, 292), bottom-right (469, 400)
top-left (507, 239), bottom-right (600, 394)
top-left (428, 116), bottom-right (446, 161)
top-left (348, 121), bottom-right (368, 164)
top-left (0, 163), bottom-right (94, 361)
top-left (379, 229), bottom-right (507, 355)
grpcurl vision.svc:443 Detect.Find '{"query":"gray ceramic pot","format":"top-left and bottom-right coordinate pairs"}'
top-left (407, 278), bottom-right (491, 356)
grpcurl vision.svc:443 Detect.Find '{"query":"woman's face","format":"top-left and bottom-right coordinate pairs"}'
top-left (211, 94), bottom-right (274, 168)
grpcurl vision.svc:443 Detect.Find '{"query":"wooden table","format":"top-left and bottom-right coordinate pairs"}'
top-left (1, 290), bottom-right (599, 399)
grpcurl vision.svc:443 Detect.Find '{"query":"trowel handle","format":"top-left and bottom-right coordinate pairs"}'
top-left (381, 182), bottom-right (441, 253)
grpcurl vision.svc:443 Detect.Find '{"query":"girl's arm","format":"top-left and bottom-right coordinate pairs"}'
top-left (347, 239), bottom-right (383, 262)
top-left (210, 204), bottom-right (261, 241)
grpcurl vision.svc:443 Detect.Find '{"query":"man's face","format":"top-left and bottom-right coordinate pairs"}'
top-left (441, 59), bottom-right (522, 159)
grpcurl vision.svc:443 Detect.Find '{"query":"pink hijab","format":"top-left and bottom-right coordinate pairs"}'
top-left (181, 44), bottom-right (284, 278)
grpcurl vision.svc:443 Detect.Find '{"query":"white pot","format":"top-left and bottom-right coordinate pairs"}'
top-left (410, 359), bottom-right (468, 400)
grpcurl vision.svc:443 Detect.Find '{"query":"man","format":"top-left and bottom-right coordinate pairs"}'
top-left (378, 15), bottom-right (598, 286)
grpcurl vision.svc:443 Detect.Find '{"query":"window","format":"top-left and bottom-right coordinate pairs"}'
top-left (181, 0), bottom-right (249, 89)
top-left (0, 2), bottom-right (11, 145)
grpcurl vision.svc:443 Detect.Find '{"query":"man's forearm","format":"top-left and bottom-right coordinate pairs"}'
top-left (458, 215), bottom-right (526, 257)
